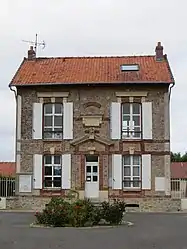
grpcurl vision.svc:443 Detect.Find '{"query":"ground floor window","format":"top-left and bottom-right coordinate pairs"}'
top-left (123, 155), bottom-right (141, 188)
top-left (171, 179), bottom-right (180, 191)
top-left (44, 155), bottom-right (62, 188)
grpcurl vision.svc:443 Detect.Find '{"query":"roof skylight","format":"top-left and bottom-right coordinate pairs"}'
top-left (120, 64), bottom-right (139, 72)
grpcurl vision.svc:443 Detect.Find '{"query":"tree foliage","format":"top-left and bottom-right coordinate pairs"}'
top-left (171, 152), bottom-right (187, 162)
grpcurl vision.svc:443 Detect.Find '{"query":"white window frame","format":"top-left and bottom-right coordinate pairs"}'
top-left (123, 155), bottom-right (141, 189)
top-left (122, 103), bottom-right (141, 139)
top-left (43, 155), bottom-right (62, 189)
top-left (43, 103), bottom-right (63, 139)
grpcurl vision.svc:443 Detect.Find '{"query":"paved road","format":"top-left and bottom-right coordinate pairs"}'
top-left (0, 212), bottom-right (187, 249)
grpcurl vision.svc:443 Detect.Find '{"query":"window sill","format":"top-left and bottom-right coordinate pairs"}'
top-left (43, 139), bottom-right (63, 142)
top-left (123, 188), bottom-right (141, 192)
top-left (121, 138), bottom-right (142, 141)
top-left (43, 188), bottom-right (62, 191)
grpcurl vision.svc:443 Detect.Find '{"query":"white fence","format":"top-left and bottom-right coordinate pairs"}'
top-left (171, 179), bottom-right (187, 199)
top-left (0, 177), bottom-right (15, 197)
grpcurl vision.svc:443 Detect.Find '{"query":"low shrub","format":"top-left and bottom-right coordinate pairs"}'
top-left (102, 200), bottom-right (126, 225)
top-left (35, 197), bottom-right (70, 227)
top-left (35, 197), bottom-right (125, 227)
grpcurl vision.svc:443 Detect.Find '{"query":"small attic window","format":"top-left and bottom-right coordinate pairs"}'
top-left (120, 64), bottom-right (139, 72)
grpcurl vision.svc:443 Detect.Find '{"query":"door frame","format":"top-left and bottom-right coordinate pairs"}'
top-left (84, 155), bottom-right (99, 198)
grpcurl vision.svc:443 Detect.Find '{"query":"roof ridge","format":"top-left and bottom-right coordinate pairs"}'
top-left (28, 55), bottom-right (156, 60)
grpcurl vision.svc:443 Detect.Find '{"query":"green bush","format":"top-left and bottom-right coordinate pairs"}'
top-left (102, 200), bottom-right (126, 225)
top-left (35, 197), bottom-right (125, 227)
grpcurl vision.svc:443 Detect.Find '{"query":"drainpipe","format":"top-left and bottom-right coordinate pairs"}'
top-left (9, 85), bottom-right (18, 194)
top-left (169, 82), bottom-right (175, 101)
top-left (168, 81), bottom-right (175, 160)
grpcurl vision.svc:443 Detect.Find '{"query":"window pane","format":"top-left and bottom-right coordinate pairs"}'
top-left (54, 128), bottom-right (63, 139)
top-left (123, 156), bottom-right (130, 165)
top-left (122, 117), bottom-right (130, 130)
top-left (54, 128), bottom-right (63, 132)
top-left (133, 177), bottom-right (140, 188)
top-left (133, 166), bottom-right (140, 176)
top-left (133, 116), bottom-right (140, 126)
top-left (55, 104), bottom-right (63, 114)
top-left (133, 103), bottom-right (140, 114)
top-left (122, 103), bottom-right (130, 115)
top-left (123, 178), bottom-right (131, 187)
top-left (133, 156), bottom-right (140, 165)
top-left (134, 127), bottom-right (141, 138)
top-left (44, 127), bottom-right (52, 132)
top-left (86, 155), bottom-right (98, 162)
top-left (54, 116), bottom-right (63, 126)
top-left (86, 176), bottom-right (91, 182)
top-left (54, 133), bottom-right (62, 139)
top-left (44, 132), bottom-right (53, 139)
top-left (122, 130), bottom-right (130, 138)
top-left (93, 166), bottom-right (98, 173)
top-left (53, 166), bottom-right (61, 176)
top-left (53, 177), bottom-right (61, 187)
top-left (44, 155), bottom-right (52, 165)
top-left (93, 176), bottom-right (98, 182)
top-left (54, 155), bottom-right (61, 165)
top-left (122, 115), bottom-right (130, 123)
top-left (44, 104), bottom-right (53, 114)
top-left (45, 166), bottom-right (52, 176)
top-left (86, 166), bottom-right (91, 173)
top-left (44, 116), bottom-right (52, 126)
top-left (124, 166), bottom-right (131, 176)
top-left (44, 177), bottom-right (52, 187)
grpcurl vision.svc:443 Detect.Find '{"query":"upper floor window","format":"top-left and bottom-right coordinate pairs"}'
top-left (122, 103), bottom-right (141, 139)
top-left (123, 155), bottom-right (141, 189)
top-left (43, 103), bottom-right (63, 139)
top-left (44, 155), bottom-right (62, 188)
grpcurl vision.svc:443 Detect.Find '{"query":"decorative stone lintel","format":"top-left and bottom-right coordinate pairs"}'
top-left (82, 116), bottom-right (103, 127)
top-left (70, 135), bottom-right (113, 146)
top-left (89, 151), bottom-right (95, 155)
top-left (51, 97), bottom-right (55, 103)
top-left (39, 97), bottom-right (43, 103)
top-left (129, 97), bottom-right (134, 103)
top-left (129, 147), bottom-right (135, 154)
top-left (116, 91), bottom-right (148, 97)
top-left (88, 147), bottom-right (96, 151)
top-left (37, 92), bottom-right (69, 98)
top-left (50, 147), bottom-right (55, 154)
top-left (89, 135), bottom-right (95, 139)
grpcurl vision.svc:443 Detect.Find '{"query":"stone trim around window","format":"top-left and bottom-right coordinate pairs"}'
top-left (116, 91), bottom-right (148, 97)
top-left (37, 92), bottom-right (69, 98)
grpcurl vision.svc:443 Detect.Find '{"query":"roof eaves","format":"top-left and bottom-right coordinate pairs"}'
top-left (11, 81), bottom-right (172, 87)
top-left (164, 54), bottom-right (175, 85)
top-left (9, 58), bottom-right (27, 88)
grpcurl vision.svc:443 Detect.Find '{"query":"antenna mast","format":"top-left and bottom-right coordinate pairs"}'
top-left (22, 34), bottom-right (46, 56)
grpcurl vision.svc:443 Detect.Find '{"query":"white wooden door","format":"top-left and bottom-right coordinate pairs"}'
top-left (85, 157), bottom-right (99, 198)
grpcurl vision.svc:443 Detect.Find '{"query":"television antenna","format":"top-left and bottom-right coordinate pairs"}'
top-left (22, 34), bottom-right (46, 55)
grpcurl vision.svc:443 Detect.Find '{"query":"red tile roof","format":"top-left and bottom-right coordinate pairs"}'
top-left (10, 55), bottom-right (174, 86)
top-left (0, 162), bottom-right (16, 177)
top-left (171, 162), bottom-right (187, 179)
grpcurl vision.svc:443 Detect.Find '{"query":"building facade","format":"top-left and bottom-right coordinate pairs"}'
top-left (8, 42), bottom-right (180, 211)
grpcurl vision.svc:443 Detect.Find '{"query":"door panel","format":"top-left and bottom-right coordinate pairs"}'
top-left (85, 160), bottom-right (99, 198)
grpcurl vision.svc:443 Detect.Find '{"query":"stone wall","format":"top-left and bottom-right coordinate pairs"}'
top-left (16, 84), bottom-right (171, 198)
top-left (6, 196), bottom-right (181, 212)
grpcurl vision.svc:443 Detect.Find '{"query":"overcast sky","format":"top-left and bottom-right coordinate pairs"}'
top-left (0, 0), bottom-right (186, 161)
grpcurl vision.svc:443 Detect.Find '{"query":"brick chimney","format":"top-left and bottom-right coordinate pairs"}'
top-left (28, 46), bottom-right (36, 60)
top-left (155, 42), bottom-right (164, 61)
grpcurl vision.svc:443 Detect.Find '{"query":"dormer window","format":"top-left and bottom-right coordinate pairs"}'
top-left (120, 64), bottom-right (139, 72)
